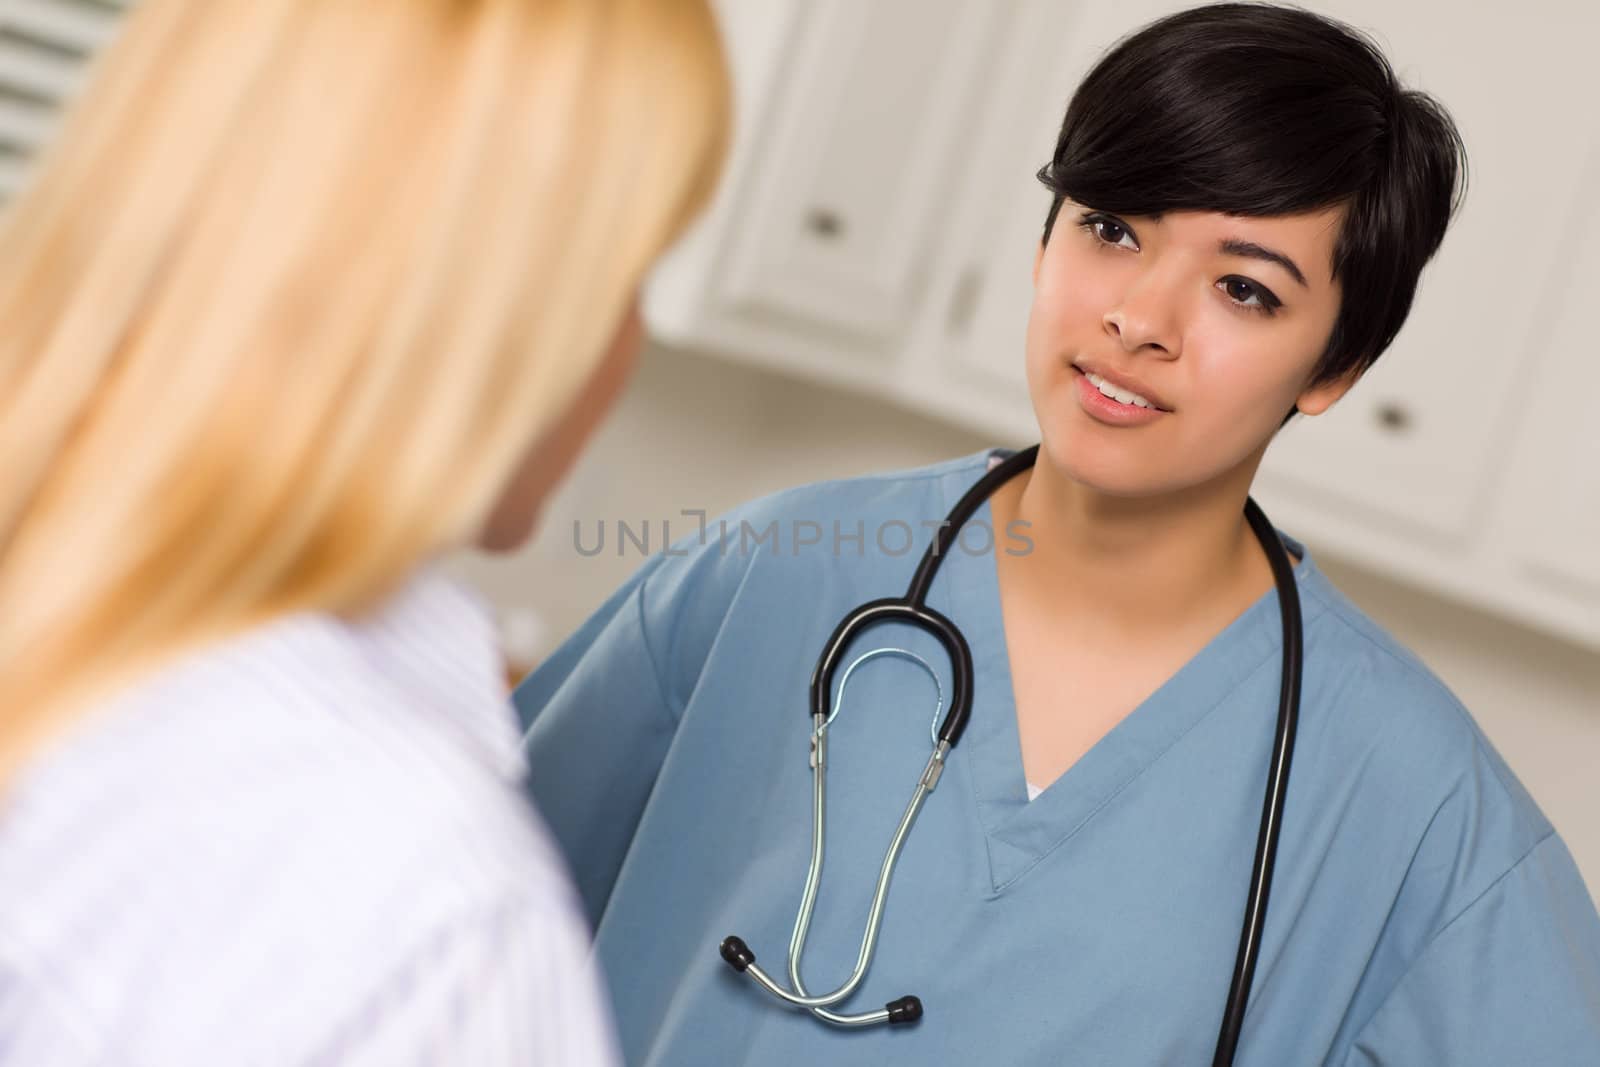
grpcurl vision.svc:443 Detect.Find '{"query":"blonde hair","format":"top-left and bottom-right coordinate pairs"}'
top-left (0, 0), bottom-right (729, 782)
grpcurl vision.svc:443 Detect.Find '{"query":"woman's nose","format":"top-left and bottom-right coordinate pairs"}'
top-left (1102, 273), bottom-right (1182, 357)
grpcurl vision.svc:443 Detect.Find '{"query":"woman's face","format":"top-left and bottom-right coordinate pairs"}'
top-left (476, 298), bottom-right (644, 553)
top-left (1024, 198), bottom-right (1355, 499)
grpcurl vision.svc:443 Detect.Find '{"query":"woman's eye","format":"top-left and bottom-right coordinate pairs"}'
top-left (1079, 213), bottom-right (1139, 251)
top-left (1095, 220), bottom-right (1135, 248)
top-left (1218, 276), bottom-right (1281, 317)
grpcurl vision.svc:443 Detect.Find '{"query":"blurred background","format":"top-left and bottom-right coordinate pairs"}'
top-left (4, 0), bottom-right (1595, 901)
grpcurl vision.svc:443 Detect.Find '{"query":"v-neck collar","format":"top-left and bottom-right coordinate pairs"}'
top-left (928, 462), bottom-right (1324, 894)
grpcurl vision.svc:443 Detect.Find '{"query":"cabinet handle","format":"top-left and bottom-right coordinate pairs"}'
top-left (804, 207), bottom-right (845, 241)
top-left (1374, 401), bottom-right (1414, 434)
top-left (946, 267), bottom-right (984, 336)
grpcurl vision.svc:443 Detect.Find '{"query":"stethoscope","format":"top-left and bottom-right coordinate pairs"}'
top-left (718, 444), bottom-right (1304, 1067)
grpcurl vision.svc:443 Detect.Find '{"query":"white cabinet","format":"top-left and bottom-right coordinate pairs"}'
top-left (1257, 0), bottom-right (1600, 549)
top-left (1262, 120), bottom-right (1600, 652)
top-left (645, 0), bottom-right (1016, 395)
top-left (1246, 0), bottom-right (1600, 648)
top-left (1492, 134), bottom-right (1600, 638)
top-left (895, 1), bottom-right (1081, 440)
top-left (645, 0), bottom-right (1600, 649)
top-left (714, 0), bottom-right (1003, 343)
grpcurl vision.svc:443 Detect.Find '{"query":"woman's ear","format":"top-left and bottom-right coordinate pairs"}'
top-left (1294, 365), bottom-right (1364, 417)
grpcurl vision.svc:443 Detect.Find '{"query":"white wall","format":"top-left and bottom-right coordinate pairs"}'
top-left (446, 340), bottom-right (1600, 905)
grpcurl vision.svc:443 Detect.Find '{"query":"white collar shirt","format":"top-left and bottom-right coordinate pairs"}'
top-left (0, 568), bottom-right (619, 1066)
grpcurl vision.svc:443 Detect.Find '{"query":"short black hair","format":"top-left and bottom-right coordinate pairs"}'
top-left (1037, 2), bottom-right (1468, 389)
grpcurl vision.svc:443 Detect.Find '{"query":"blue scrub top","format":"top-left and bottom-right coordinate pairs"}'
top-left (514, 450), bottom-right (1600, 1066)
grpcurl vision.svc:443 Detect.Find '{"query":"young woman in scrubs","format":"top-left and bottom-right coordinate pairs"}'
top-left (516, 4), bottom-right (1600, 1064)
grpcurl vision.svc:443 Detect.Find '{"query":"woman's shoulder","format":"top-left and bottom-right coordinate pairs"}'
top-left (626, 447), bottom-right (996, 619)
top-left (560, 449), bottom-right (1003, 725)
top-left (1289, 569), bottom-right (1600, 1051)
top-left (711, 448), bottom-right (1000, 536)
top-left (14, 572), bottom-right (529, 807)
top-left (1297, 570), bottom-right (1517, 765)
top-left (0, 582), bottom-right (581, 1057)
top-left (1292, 562), bottom-right (1560, 888)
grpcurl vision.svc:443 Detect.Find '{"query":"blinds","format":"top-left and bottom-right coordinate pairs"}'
top-left (0, 0), bottom-right (127, 200)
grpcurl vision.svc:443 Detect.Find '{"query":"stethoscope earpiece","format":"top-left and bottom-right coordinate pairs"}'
top-left (718, 936), bottom-right (754, 973)
top-left (885, 995), bottom-right (923, 1025)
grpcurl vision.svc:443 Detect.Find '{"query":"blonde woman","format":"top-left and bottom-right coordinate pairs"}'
top-left (0, 1), bottom-right (727, 1063)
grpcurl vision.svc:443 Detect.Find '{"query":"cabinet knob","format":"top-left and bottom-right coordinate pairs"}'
top-left (804, 207), bottom-right (845, 240)
top-left (1374, 401), bottom-right (1414, 434)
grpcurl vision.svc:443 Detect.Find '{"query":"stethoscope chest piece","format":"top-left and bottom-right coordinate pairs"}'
top-left (720, 613), bottom-right (962, 1028)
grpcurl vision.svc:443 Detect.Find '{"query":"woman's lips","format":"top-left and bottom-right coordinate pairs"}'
top-left (1071, 366), bottom-right (1170, 426)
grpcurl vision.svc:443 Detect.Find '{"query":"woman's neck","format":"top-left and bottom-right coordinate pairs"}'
top-left (991, 452), bottom-right (1279, 637)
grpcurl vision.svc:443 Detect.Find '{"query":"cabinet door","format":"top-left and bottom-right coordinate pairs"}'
top-left (1494, 129), bottom-right (1600, 639)
top-left (711, 0), bottom-right (1010, 344)
top-left (645, 0), bottom-right (1016, 392)
top-left (1258, 0), bottom-right (1598, 549)
top-left (897, 0), bottom-right (1076, 435)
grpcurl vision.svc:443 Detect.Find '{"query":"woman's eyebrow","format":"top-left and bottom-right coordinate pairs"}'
top-left (1218, 238), bottom-right (1308, 288)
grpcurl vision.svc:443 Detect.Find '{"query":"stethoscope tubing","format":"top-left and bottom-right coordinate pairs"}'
top-left (1211, 495), bottom-right (1304, 1067)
